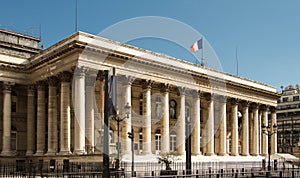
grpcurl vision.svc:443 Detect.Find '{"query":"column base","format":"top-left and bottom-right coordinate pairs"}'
top-left (59, 151), bottom-right (72, 155)
top-left (230, 153), bottom-right (239, 156)
top-left (1, 151), bottom-right (12, 156)
top-left (205, 152), bottom-right (215, 156)
top-left (26, 151), bottom-right (34, 156)
top-left (241, 153), bottom-right (250, 156)
top-left (73, 149), bottom-right (86, 155)
top-left (218, 152), bottom-right (227, 156)
top-left (34, 151), bottom-right (44, 156)
top-left (45, 151), bottom-right (56, 156)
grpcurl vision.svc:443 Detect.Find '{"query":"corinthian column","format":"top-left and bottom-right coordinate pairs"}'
top-left (26, 85), bottom-right (35, 156)
top-left (261, 105), bottom-right (268, 156)
top-left (123, 76), bottom-right (133, 154)
top-left (218, 96), bottom-right (227, 156)
top-left (142, 80), bottom-right (152, 155)
top-left (161, 84), bottom-right (170, 153)
top-left (1, 82), bottom-right (13, 156)
top-left (191, 90), bottom-right (201, 155)
top-left (74, 67), bottom-right (87, 154)
top-left (35, 81), bottom-right (46, 155)
top-left (204, 93), bottom-right (214, 156)
top-left (177, 87), bottom-right (186, 155)
top-left (86, 76), bottom-right (95, 153)
top-left (230, 98), bottom-right (239, 156)
top-left (59, 71), bottom-right (72, 155)
top-left (252, 103), bottom-right (259, 156)
top-left (241, 101), bottom-right (249, 156)
top-left (46, 76), bottom-right (58, 155)
top-left (270, 107), bottom-right (277, 154)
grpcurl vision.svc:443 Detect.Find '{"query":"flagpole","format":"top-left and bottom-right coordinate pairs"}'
top-left (201, 36), bottom-right (204, 66)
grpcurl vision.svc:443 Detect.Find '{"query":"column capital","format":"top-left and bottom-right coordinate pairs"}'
top-left (27, 85), bottom-right (35, 93)
top-left (229, 98), bottom-right (239, 105)
top-left (121, 75), bottom-right (134, 85)
top-left (59, 71), bottom-right (72, 83)
top-left (215, 95), bottom-right (227, 104)
top-left (241, 100), bottom-right (250, 108)
top-left (260, 104), bottom-right (269, 111)
top-left (203, 92), bottom-right (213, 102)
top-left (47, 76), bottom-right (59, 87)
top-left (191, 90), bottom-right (201, 98)
top-left (141, 80), bottom-right (153, 90)
top-left (2, 82), bottom-right (13, 91)
top-left (161, 83), bottom-right (170, 93)
top-left (250, 103), bottom-right (259, 110)
top-left (269, 106), bottom-right (276, 112)
top-left (177, 87), bottom-right (186, 96)
top-left (73, 66), bottom-right (88, 77)
top-left (36, 81), bottom-right (46, 90)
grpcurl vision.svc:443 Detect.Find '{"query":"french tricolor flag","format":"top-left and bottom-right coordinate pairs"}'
top-left (190, 38), bottom-right (203, 52)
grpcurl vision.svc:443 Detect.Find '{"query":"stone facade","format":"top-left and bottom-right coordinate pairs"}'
top-left (0, 30), bottom-right (280, 162)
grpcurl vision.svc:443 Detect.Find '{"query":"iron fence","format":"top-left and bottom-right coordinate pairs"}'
top-left (0, 160), bottom-right (299, 177)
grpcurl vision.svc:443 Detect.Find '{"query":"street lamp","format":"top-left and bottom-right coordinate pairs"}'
top-left (185, 116), bottom-right (191, 175)
top-left (262, 123), bottom-right (277, 171)
top-left (111, 102), bottom-right (131, 171)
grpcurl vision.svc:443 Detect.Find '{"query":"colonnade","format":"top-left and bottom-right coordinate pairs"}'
top-left (0, 70), bottom-right (277, 157)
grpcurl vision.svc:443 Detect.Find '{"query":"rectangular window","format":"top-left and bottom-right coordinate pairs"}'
top-left (293, 96), bottom-right (299, 101)
top-left (283, 97), bottom-right (289, 102)
top-left (170, 135), bottom-right (177, 151)
top-left (11, 132), bottom-right (17, 151)
top-left (155, 135), bottom-right (161, 151)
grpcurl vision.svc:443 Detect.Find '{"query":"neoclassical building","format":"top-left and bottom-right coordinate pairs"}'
top-left (0, 29), bottom-right (279, 162)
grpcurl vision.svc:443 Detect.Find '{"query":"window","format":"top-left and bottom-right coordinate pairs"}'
top-left (170, 131), bottom-right (177, 151)
top-left (185, 103), bottom-right (191, 120)
top-left (139, 128), bottom-right (143, 154)
top-left (293, 96), bottom-right (299, 101)
top-left (283, 97), bottom-right (289, 102)
top-left (155, 129), bottom-right (161, 154)
top-left (11, 126), bottom-right (17, 151)
top-left (11, 91), bottom-right (17, 113)
top-left (139, 94), bottom-right (143, 115)
top-left (155, 96), bottom-right (162, 119)
top-left (277, 99), bottom-right (281, 103)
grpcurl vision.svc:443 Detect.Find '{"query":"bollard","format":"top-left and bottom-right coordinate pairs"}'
top-left (152, 171), bottom-right (154, 176)
top-left (209, 167), bottom-right (212, 178)
top-left (196, 169), bottom-right (199, 178)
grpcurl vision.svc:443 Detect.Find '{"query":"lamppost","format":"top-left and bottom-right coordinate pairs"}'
top-left (262, 123), bottom-right (277, 171)
top-left (185, 116), bottom-right (191, 175)
top-left (111, 102), bottom-right (131, 171)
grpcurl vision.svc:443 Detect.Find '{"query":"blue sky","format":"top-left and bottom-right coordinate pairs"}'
top-left (1, 0), bottom-right (299, 91)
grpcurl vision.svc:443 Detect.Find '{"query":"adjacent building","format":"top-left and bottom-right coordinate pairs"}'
top-left (277, 85), bottom-right (300, 157)
top-left (0, 29), bottom-right (280, 164)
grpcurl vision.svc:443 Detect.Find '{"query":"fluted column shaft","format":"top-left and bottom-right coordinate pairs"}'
top-left (86, 77), bottom-right (95, 153)
top-left (26, 86), bottom-right (35, 156)
top-left (142, 81), bottom-right (152, 154)
top-left (1, 83), bottom-right (12, 156)
top-left (177, 87), bottom-right (185, 155)
top-left (192, 91), bottom-right (201, 155)
top-left (270, 107), bottom-right (277, 154)
top-left (59, 72), bottom-right (71, 155)
top-left (230, 99), bottom-right (239, 156)
top-left (241, 102), bottom-right (249, 156)
top-left (252, 104), bottom-right (259, 156)
top-left (261, 108), bottom-right (268, 156)
top-left (206, 95), bottom-right (214, 156)
top-left (74, 69), bottom-right (86, 154)
top-left (35, 82), bottom-right (46, 155)
top-left (161, 85), bottom-right (170, 153)
top-left (46, 77), bottom-right (58, 155)
top-left (219, 97), bottom-right (227, 156)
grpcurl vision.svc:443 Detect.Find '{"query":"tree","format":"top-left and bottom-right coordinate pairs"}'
top-left (157, 151), bottom-right (180, 170)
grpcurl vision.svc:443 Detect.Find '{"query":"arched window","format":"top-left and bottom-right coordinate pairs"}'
top-left (170, 100), bottom-right (177, 119)
top-left (155, 96), bottom-right (162, 119)
top-left (11, 126), bottom-right (17, 151)
top-left (170, 131), bottom-right (177, 151)
top-left (139, 94), bottom-right (143, 115)
top-left (11, 91), bottom-right (17, 113)
top-left (139, 128), bottom-right (143, 154)
top-left (155, 129), bottom-right (161, 154)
